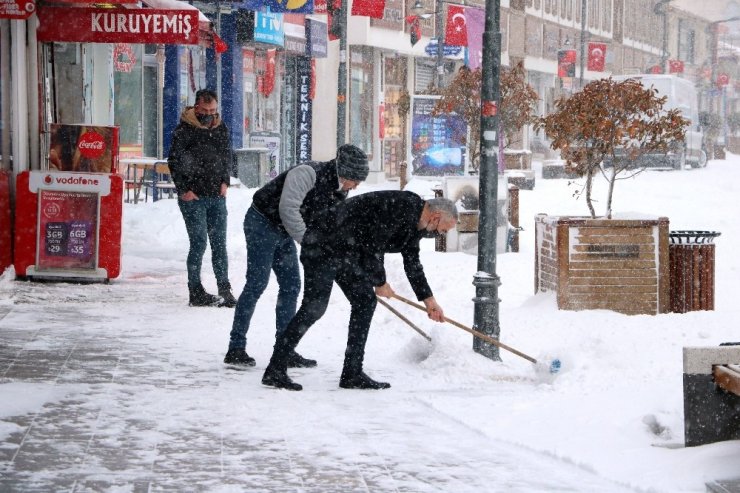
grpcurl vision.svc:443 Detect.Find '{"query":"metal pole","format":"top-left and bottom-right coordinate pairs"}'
top-left (336, 3), bottom-right (348, 147)
top-left (472, 0), bottom-right (501, 361)
top-left (435, 0), bottom-right (444, 89)
top-left (578, 0), bottom-right (586, 88)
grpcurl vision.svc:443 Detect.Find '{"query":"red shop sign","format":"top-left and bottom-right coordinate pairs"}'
top-left (0, 0), bottom-right (35, 20)
top-left (36, 7), bottom-right (200, 45)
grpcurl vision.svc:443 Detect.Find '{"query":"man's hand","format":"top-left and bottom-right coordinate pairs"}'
top-left (180, 191), bottom-right (199, 201)
top-left (220, 183), bottom-right (228, 197)
top-left (374, 283), bottom-right (396, 299)
top-left (422, 296), bottom-right (445, 322)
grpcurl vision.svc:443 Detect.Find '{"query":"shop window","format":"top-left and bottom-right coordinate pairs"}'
top-left (349, 47), bottom-right (374, 158)
top-left (142, 60), bottom-right (158, 157)
top-left (114, 44), bottom-right (144, 157)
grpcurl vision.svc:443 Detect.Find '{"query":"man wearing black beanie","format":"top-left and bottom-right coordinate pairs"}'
top-left (224, 144), bottom-right (369, 368)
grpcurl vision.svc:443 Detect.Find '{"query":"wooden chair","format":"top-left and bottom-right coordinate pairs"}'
top-left (144, 162), bottom-right (177, 202)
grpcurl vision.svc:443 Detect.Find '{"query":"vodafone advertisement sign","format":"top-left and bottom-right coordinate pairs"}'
top-left (0, 0), bottom-right (35, 20)
top-left (36, 7), bottom-right (200, 44)
top-left (29, 172), bottom-right (111, 195)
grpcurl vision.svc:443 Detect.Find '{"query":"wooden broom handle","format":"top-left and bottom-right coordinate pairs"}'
top-left (377, 297), bottom-right (432, 342)
top-left (391, 294), bottom-right (537, 364)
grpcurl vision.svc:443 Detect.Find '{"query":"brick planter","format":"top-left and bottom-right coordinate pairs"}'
top-left (535, 214), bottom-right (670, 315)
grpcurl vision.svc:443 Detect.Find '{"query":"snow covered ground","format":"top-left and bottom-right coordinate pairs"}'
top-left (1, 153), bottom-right (739, 491)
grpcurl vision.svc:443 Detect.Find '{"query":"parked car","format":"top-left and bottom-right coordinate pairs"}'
top-left (604, 74), bottom-right (708, 170)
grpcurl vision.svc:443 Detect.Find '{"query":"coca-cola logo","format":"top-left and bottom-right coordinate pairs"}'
top-left (77, 131), bottom-right (106, 159)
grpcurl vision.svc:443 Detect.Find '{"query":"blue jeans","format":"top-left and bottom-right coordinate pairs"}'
top-left (178, 196), bottom-right (229, 289)
top-left (228, 206), bottom-right (301, 350)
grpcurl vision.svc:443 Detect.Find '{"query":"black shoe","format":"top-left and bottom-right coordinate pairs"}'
top-left (189, 285), bottom-right (222, 307)
top-left (286, 350), bottom-right (317, 368)
top-left (218, 283), bottom-right (237, 308)
top-left (262, 365), bottom-right (302, 391)
top-left (339, 371), bottom-right (391, 390)
top-left (223, 348), bottom-right (256, 367)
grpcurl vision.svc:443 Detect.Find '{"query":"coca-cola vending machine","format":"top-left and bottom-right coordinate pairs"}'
top-left (14, 124), bottom-right (123, 281)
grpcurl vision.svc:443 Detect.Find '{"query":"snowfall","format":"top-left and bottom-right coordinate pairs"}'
top-left (1, 153), bottom-right (739, 492)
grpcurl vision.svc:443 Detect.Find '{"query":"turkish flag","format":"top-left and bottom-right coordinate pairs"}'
top-left (668, 59), bottom-right (684, 74)
top-left (445, 5), bottom-right (467, 46)
top-left (261, 49), bottom-right (276, 98)
top-left (406, 15), bottom-right (421, 47)
top-left (586, 42), bottom-right (606, 72)
top-left (351, 0), bottom-right (385, 19)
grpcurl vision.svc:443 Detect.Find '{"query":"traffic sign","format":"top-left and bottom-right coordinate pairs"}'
top-left (425, 40), bottom-right (462, 57)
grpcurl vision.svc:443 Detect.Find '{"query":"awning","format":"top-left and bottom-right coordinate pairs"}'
top-left (36, 0), bottom-right (213, 45)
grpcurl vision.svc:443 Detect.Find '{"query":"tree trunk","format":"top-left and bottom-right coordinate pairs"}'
top-left (605, 166), bottom-right (616, 219)
top-left (585, 167), bottom-right (596, 218)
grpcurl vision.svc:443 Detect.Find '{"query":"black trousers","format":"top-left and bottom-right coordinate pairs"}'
top-left (269, 248), bottom-right (377, 376)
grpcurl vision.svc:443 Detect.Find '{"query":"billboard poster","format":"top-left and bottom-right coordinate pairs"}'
top-left (37, 189), bottom-right (99, 271)
top-left (49, 124), bottom-right (119, 173)
top-left (410, 96), bottom-right (467, 176)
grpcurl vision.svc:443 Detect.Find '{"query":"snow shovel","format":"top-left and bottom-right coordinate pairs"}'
top-left (377, 297), bottom-right (432, 342)
top-left (391, 294), bottom-right (561, 374)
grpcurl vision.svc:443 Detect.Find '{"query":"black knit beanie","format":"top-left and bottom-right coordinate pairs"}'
top-left (336, 144), bottom-right (369, 181)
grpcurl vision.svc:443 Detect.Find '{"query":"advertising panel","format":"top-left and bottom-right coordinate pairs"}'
top-left (49, 124), bottom-right (119, 174)
top-left (14, 171), bottom-right (123, 281)
top-left (410, 96), bottom-right (467, 176)
top-left (37, 190), bottom-right (99, 271)
top-left (254, 11), bottom-right (285, 47)
top-left (0, 0), bottom-right (35, 19)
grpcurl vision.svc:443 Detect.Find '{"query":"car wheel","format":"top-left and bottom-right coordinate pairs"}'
top-left (691, 149), bottom-right (708, 169)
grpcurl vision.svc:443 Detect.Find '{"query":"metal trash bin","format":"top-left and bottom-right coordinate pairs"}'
top-left (234, 147), bottom-right (271, 188)
top-left (669, 230), bottom-right (721, 313)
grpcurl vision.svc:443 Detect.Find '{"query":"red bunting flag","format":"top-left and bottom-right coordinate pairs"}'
top-left (351, 0), bottom-right (385, 19)
top-left (406, 15), bottom-right (421, 47)
top-left (586, 42), bottom-right (606, 72)
top-left (327, 0), bottom-right (341, 41)
top-left (445, 5), bottom-right (467, 46)
top-left (213, 32), bottom-right (228, 54)
top-left (261, 49), bottom-right (276, 98)
top-left (668, 59), bottom-right (685, 74)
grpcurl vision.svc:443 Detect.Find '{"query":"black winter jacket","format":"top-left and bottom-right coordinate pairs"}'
top-left (167, 107), bottom-right (232, 198)
top-left (302, 191), bottom-right (433, 301)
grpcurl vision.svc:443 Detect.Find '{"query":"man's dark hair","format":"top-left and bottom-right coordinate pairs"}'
top-left (195, 89), bottom-right (218, 104)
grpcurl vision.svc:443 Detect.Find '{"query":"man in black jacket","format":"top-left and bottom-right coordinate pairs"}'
top-left (168, 89), bottom-right (236, 307)
top-left (261, 191), bottom-right (458, 391)
top-left (223, 145), bottom-right (369, 368)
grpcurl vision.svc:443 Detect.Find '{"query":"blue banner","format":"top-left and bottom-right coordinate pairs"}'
top-left (254, 11), bottom-right (284, 46)
top-left (239, 0), bottom-right (314, 14)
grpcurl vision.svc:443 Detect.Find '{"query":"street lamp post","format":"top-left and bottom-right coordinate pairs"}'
top-left (434, 0), bottom-right (444, 89)
top-left (578, 0), bottom-right (586, 88)
top-left (473, 0), bottom-right (501, 360)
top-left (335, 1), bottom-right (348, 146)
top-left (707, 16), bottom-right (740, 152)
